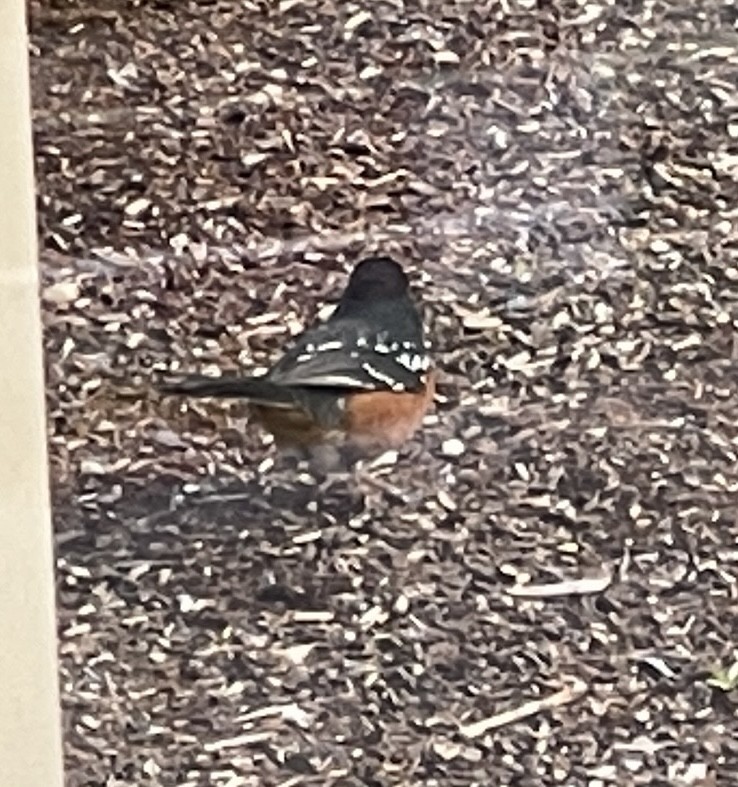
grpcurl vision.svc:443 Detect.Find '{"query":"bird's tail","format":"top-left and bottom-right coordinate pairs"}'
top-left (158, 374), bottom-right (296, 408)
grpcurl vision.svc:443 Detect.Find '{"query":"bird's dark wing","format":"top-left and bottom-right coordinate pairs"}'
top-left (266, 320), bottom-right (430, 393)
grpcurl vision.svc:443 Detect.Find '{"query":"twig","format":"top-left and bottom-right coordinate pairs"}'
top-left (506, 571), bottom-right (612, 598)
top-left (203, 731), bottom-right (271, 751)
top-left (459, 677), bottom-right (588, 738)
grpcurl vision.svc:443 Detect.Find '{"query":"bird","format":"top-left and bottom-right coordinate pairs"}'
top-left (159, 256), bottom-right (435, 457)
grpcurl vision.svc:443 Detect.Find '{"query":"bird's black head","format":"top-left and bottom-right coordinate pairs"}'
top-left (342, 256), bottom-right (410, 302)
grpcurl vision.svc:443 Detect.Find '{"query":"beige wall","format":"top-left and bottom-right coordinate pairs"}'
top-left (0, 2), bottom-right (64, 785)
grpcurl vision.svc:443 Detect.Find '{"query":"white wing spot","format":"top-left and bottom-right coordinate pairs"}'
top-left (396, 352), bottom-right (429, 373)
top-left (315, 340), bottom-right (343, 352)
top-left (308, 374), bottom-right (370, 388)
top-left (362, 363), bottom-right (406, 391)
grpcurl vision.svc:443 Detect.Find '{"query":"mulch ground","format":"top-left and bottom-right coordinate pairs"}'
top-left (30, 0), bottom-right (738, 785)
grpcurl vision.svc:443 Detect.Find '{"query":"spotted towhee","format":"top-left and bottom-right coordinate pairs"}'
top-left (161, 256), bottom-right (435, 454)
